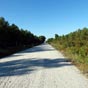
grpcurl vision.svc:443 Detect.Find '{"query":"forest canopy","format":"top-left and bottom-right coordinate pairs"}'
top-left (0, 17), bottom-right (46, 48)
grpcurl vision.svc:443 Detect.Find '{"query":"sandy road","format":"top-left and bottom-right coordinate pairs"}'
top-left (0, 43), bottom-right (88, 88)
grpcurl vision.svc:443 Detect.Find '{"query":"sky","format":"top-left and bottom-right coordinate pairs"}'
top-left (0, 0), bottom-right (88, 38)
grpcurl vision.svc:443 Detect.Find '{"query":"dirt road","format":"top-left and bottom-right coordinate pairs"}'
top-left (0, 43), bottom-right (88, 88)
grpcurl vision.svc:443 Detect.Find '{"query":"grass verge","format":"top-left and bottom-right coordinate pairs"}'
top-left (50, 43), bottom-right (88, 77)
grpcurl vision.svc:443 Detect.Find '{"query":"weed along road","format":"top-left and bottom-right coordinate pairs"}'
top-left (0, 43), bottom-right (88, 88)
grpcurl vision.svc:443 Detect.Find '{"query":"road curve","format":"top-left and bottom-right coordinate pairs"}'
top-left (0, 43), bottom-right (88, 88)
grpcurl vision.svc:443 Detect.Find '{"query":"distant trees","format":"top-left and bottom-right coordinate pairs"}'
top-left (0, 17), bottom-right (46, 50)
top-left (55, 34), bottom-right (59, 40)
top-left (39, 36), bottom-right (46, 43)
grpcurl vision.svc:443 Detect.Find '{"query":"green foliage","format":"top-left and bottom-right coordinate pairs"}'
top-left (0, 17), bottom-right (46, 57)
top-left (47, 28), bottom-right (88, 64)
top-left (39, 36), bottom-right (46, 43)
top-left (47, 28), bottom-right (88, 73)
top-left (46, 38), bottom-right (54, 43)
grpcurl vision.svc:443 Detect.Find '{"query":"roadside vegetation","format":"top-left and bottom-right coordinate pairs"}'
top-left (47, 28), bottom-right (88, 76)
top-left (0, 17), bottom-right (46, 58)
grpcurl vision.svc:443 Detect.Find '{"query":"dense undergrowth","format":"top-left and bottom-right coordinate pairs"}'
top-left (47, 28), bottom-right (88, 75)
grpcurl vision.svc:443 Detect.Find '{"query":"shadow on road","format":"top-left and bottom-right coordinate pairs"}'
top-left (1, 43), bottom-right (55, 58)
top-left (0, 58), bottom-right (72, 77)
top-left (0, 43), bottom-right (72, 77)
top-left (20, 44), bottom-right (55, 53)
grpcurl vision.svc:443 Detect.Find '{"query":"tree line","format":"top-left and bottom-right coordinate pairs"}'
top-left (0, 17), bottom-right (46, 57)
top-left (47, 28), bottom-right (88, 73)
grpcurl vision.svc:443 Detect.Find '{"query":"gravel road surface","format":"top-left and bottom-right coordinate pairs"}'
top-left (0, 43), bottom-right (88, 88)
